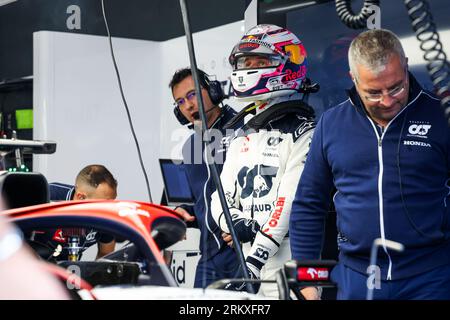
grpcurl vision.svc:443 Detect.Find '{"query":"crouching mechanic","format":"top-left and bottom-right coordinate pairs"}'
top-left (29, 164), bottom-right (117, 260)
top-left (211, 24), bottom-right (318, 298)
top-left (169, 68), bottom-right (243, 288)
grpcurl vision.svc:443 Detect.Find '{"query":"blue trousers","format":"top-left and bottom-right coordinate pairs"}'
top-left (331, 262), bottom-right (450, 300)
top-left (194, 246), bottom-right (241, 288)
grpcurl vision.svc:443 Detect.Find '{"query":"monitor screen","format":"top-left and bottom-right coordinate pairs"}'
top-left (159, 159), bottom-right (194, 206)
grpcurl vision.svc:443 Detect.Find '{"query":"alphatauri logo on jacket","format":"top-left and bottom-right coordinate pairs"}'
top-left (407, 121), bottom-right (432, 138)
top-left (237, 165), bottom-right (278, 199)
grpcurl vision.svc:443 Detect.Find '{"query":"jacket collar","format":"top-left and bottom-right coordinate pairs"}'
top-left (189, 105), bottom-right (234, 131)
top-left (211, 105), bottom-right (235, 129)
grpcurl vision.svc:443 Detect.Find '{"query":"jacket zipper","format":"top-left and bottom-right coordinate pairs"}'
top-left (367, 102), bottom-right (413, 280)
top-left (369, 123), bottom-right (394, 280)
top-left (361, 90), bottom-right (424, 280)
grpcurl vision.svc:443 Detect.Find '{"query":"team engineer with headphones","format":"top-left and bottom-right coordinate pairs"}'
top-left (169, 68), bottom-right (243, 289)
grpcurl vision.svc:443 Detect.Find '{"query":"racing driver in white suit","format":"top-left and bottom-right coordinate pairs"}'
top-left (211, 24), bottom-right (317, 298)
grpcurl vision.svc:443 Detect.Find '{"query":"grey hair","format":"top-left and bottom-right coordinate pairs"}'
top-left (348, 29), bottom-right (407, 80)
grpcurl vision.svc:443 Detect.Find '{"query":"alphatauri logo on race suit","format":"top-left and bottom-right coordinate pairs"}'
top-left (267, 136), bottom-right (283, 147)
top-left (237, 165), bottom-right (278, 199)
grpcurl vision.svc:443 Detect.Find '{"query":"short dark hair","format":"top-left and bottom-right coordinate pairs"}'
top-left (168, 68), bottom-right (208, 91)
top-left (75, 164), bottom-right (117, 190)
top-left (349, 29), bottom-right (406, 79)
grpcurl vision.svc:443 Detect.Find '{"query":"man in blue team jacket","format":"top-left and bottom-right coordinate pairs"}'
top-left (169, 68), bottom-right (242, 288)
top-left (290, 29), bottom-right (450, 300)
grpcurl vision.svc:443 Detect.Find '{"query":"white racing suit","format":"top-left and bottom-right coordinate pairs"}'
top-left (211, 98), bottom-right (315, 298)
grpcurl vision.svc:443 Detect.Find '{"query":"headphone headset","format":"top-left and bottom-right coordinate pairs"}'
top-left (173, 70), bottom-right (225, 125)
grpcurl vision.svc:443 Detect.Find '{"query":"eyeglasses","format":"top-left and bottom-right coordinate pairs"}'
top-left (363, 83), bottom-right (407, 102)
top-left (356, 70), bottom-right (408, 103)
top-left (174, 90), bottom-right (196, 108)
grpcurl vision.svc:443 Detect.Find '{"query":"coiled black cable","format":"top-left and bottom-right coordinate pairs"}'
top-left (404, 0), bottom-right (450, 123)
top-left (335, 0), bottom-right (380, 29)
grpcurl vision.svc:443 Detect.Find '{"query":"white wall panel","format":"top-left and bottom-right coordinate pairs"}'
top-left (33, 31), bottom-right (162, 201)
top-left (33, 21), bottom-right (245, 202)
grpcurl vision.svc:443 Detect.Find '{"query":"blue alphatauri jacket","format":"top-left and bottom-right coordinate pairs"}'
top-left (290, 73), bottom-right (450, 280)
top-left (179, 105), bottom-right (243, 262)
